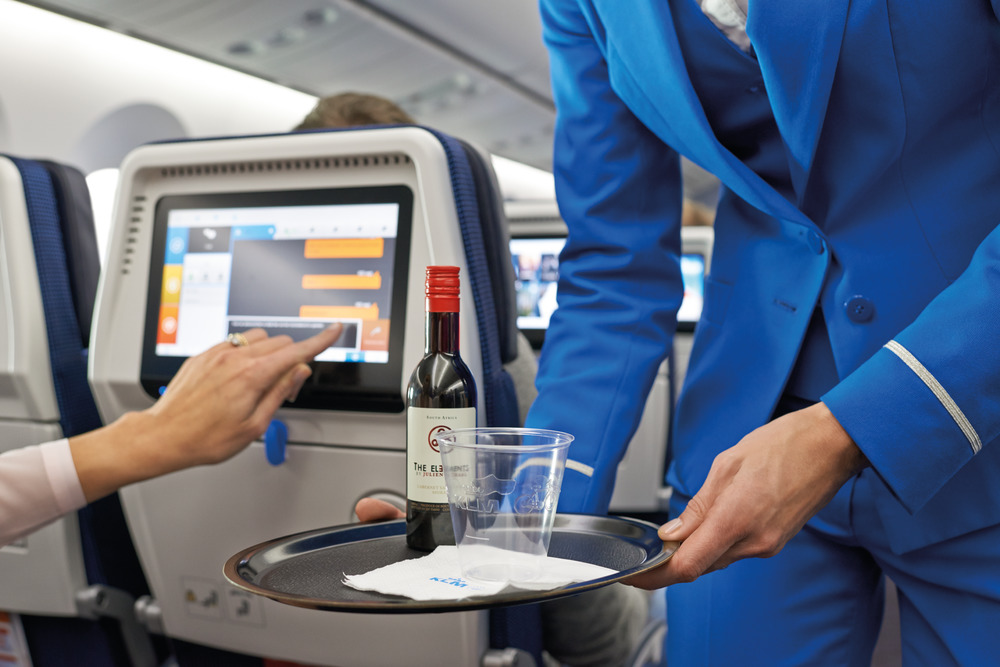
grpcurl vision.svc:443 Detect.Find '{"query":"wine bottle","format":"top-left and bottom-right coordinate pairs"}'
top-left (405, 265), bottom-right (478, 551)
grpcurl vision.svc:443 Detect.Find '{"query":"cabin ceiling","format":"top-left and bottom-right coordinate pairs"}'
top-left (16, 0), bottom-right (557, 171)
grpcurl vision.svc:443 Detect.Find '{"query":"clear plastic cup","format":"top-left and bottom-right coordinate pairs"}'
top-left (436, 427), bottom-right (573, 585)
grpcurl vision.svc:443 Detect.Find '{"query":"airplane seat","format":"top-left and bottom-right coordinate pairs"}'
top-left (299, 123), bottom-right (535, 425)
top-left (88, 126), bottom-right (544, 667)
top-left (454, 136), bottom-right (539, 426)
top-left (0, 155), bottom-right (159, 666)
top-left (416, 127), bottom-right (520, 430)
top-left (34, 159), bottom-right (153, 604)
top-left (421, 129), bottom-right (544, 662)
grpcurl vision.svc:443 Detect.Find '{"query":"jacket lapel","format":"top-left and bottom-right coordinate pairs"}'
top-left (746, 0), bottom-right (851, 197)
top-left (593, 0), bottom-right (809, 225)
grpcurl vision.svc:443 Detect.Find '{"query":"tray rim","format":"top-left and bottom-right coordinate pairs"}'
top-left (223, 512), bottom-right (675, 614)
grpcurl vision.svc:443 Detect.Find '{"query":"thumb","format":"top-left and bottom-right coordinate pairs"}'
top-left (355, 497), bottom-right (405, 523)
top-left (658, 491), bottom-right (713, 542)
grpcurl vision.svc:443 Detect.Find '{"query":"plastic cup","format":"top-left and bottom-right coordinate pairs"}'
top-left (436, 427), bottom-right (573, 585)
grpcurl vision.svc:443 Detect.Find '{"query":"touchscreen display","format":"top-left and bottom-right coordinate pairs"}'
top-left (509, 237), bottom-right (562, 347)
top-left (510, 236), bottom-right (707, 345)
top-left (677, 252), bottom-right (706, 329)
top-left (141, 185), bottom-right (413, 412)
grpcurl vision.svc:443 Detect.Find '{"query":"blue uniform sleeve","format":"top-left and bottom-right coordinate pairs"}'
top-left (824, 229), bottom-right (1000, 515)
top-left (525, 0), bottom-right (685, 514)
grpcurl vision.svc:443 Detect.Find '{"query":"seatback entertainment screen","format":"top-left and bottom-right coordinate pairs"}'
top-left (510, 236), bottom-right (707, 347)
top-left (140, 185), bottom-right (413, 412)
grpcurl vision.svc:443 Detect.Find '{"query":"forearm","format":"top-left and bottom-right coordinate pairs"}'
top-left (69, 325), bottom-right (341, 503)
top-left (69, 410), bottom-right (176, 503)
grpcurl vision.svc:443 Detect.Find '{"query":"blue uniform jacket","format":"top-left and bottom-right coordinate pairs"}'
top-left (526, 0), bottom-right (1000, 553)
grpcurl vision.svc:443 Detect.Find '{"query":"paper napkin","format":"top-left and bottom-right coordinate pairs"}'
top-left (342, 546), bottom-right (617, 601)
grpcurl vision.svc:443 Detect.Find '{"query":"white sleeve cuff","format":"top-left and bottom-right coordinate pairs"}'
top-left (39, 438), bottom-right (86, 513)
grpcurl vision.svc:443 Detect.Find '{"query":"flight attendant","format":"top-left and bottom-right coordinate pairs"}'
top-left (525, 1), bottom-right (1000, 664)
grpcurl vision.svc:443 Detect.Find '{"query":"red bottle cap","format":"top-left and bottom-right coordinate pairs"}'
top-left (425, 265), bottom-right (460, 313)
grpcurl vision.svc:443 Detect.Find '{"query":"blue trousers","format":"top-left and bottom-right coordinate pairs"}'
top-left (665, 473), bottom-right (1000, 665)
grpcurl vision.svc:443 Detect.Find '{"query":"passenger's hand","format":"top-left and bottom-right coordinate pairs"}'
top-left (354, 497), bottom-right (405, 522)
top-left (624, 402), bottom-right (868, 589)
top-left (146, 325), bottom-right (343, 467)
top-left (71, 324), bottom-right (343, 502)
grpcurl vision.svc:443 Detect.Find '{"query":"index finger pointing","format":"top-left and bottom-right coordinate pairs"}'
top-left (297, 323), bottom-right (344, 359)
top-left (253, 324), bottom-right (344, 375)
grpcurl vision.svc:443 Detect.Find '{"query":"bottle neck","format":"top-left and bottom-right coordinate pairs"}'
top-left (425, 310), bottom-right (460, 354)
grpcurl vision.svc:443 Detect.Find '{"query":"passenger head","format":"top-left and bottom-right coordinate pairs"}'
top-left (294, 92), bottom-right (416, 129)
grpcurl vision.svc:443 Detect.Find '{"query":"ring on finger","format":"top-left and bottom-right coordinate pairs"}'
top-left (227, 332), bottom-right (250, 348)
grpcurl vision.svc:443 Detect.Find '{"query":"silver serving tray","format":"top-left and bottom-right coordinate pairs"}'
top-left (223, 513), bottom-right (674, 614)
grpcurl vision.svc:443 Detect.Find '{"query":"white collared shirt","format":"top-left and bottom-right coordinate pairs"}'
top-left (699, 0), bottom-right (751, 52)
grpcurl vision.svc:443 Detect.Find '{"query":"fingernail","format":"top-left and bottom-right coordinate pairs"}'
top-left (659, 517), bottom-right (683, 539)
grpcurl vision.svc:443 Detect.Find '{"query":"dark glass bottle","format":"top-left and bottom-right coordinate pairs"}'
top-left (405, 265), bottom-right (478, 551)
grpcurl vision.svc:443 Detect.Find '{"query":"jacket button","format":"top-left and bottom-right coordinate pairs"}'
top-left (845, 295), bottom-right (874, 323)
top-left (807, 230), bottom-right (826, 254)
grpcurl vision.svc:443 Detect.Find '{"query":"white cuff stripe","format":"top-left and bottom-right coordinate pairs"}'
top-left (565, 459), bottom-right (594, 477)
top-left (885, 340), bottom-right (982, 454)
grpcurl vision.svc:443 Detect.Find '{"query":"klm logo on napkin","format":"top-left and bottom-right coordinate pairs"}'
top-left (429, 576), bottom-right (479, 589)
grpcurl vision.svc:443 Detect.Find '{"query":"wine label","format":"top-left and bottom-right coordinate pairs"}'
top-left (406, 407), bottom-right (476, 504)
